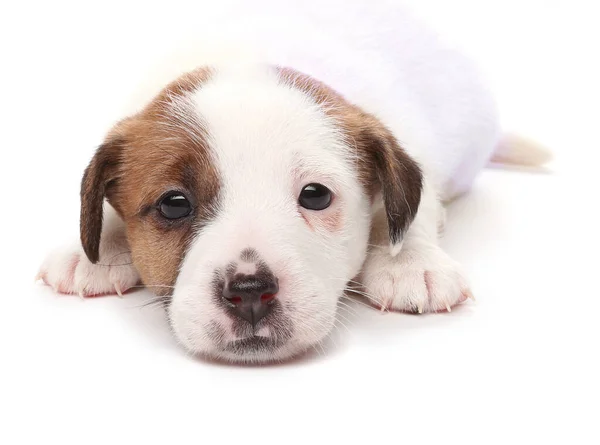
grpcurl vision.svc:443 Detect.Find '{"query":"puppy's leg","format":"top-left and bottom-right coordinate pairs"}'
top-left (361, 178), bottom-right (472, 313)
top-left (38, 204), bottom-right (140, 297)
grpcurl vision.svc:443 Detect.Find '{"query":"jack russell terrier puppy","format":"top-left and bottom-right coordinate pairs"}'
top-left (38, 1), bottom-right (549, 363)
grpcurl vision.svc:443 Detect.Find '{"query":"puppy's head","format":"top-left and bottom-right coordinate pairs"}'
top-left (80, 65), bottom-right (422, 363)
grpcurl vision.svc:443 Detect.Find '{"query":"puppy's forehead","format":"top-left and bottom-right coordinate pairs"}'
top-left (189, 66), bottom-right (352, 187)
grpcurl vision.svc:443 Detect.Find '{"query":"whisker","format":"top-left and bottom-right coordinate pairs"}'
top-left (336, 299), bottom-right (359, 315)
top-left (340, 294), bottom-right (382, 311)
top-left (344, 287), bottom-right (384, 306)
top-left (134, 295), bottom-right (171, 309)
top-left (334, 313), bottom-right (353, 333)
top-left (294, 318), bottom-right (330, 355)
top-left (130, 284), bottom-right (177, 290)
top-left (366, 243), bottom-right (387, 249)
top-left (326, 276), bottom-right (377, 294)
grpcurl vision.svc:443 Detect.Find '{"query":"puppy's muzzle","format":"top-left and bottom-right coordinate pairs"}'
top-left (222, 274), bottom-right (279, 327)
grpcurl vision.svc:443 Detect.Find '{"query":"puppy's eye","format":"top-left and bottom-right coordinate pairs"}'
top-left (158, 193), bottom-right (192, 219)
top-left (298, 183), bottom-right (332, 210)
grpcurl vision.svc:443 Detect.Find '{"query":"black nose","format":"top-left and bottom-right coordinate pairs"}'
top-left (222, 275), bottom-right (279, 327)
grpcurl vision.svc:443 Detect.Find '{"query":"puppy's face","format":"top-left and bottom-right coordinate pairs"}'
top-left (80, 66), bottom-right (422, 363)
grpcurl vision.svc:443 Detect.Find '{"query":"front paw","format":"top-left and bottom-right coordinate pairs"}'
top-left (37, 245), bottom-right (139, 298)
top-left (361, 245), bottom-right (473, 313)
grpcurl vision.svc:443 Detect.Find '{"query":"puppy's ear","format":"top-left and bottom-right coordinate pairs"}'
top-left (80, 138), bottom-right (124, 263)
top-left (359, 125), bottom-right (423, 256)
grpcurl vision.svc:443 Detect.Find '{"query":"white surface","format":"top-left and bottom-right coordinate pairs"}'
top-left (1, 1), bottom-right (598, 444)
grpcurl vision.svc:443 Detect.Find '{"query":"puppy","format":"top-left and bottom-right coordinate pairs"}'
top-left (38, 2), bottom-right (549, 363)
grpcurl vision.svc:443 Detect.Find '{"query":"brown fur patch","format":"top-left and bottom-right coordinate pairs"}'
top-left (80, 67), bottom-right (219, 292)
top-left (278, 67), bottom-right (423, 244)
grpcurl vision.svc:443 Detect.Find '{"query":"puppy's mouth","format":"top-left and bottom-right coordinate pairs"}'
top-left (217, 301), bottom-right (295, 358)
top-left (225, 335), bottom-right (283, 354)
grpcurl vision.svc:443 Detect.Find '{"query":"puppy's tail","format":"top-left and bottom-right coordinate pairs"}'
top-left (490, 134), bottom-right (553, 168)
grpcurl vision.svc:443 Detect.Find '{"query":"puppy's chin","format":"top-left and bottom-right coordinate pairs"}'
top-left (209, 337), bottom-right (321, 365)
top-left (175, 326), bottom-right (335, 365)
top-left (167, 289), bottom-right (338, 364)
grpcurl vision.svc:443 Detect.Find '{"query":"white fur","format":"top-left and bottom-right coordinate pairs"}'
top-left (40, 2), bottom-right (505, 362)
top-left (168, 66), bottom-right (371, 362)
top-left (39, 204), bottom-right (139, 297)
top-left (363, 177), bottom-right (470, 313)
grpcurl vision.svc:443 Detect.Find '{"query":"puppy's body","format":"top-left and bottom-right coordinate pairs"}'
top-left (39, 2), bottom-right (536, 363)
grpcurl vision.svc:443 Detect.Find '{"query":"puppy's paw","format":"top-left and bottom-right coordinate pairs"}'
top-left (37, 245), bottom-right (139, 298)
top-left (361, 245), bottom-right (473, 313)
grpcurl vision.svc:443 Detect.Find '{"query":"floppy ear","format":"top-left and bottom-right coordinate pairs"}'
top-left (80, 138), bottom-right (124, 263)
top-left (277, 66), bottom-right (423, 250)
top-left (359, 126), bottom-right (423, 256)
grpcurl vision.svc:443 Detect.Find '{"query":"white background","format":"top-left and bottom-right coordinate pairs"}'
top-left (1, 0), bottom-right (598, 444)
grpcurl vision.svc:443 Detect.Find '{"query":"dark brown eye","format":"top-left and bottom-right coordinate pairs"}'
top-left (298, 183), bottom-right (332, 210)
top-left (159, 193), bottom-right (192, 219)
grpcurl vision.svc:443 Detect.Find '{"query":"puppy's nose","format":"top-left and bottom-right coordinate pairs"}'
top-left (223, 275), bottom-right (278, 327)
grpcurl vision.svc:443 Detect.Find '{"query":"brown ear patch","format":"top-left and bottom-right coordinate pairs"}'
top-left (278, 67), bottom-right (423, 245)
top-left (80, 138), bottom-right (125, 263)
top-left (356, 127), bottom-right (423, 244)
